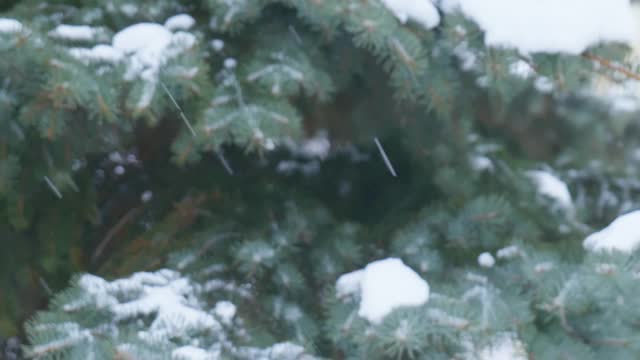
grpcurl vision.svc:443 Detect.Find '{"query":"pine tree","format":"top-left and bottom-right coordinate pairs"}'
top-left (2, 0), bottom-right (640, 359)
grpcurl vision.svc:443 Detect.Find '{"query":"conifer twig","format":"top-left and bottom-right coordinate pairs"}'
top-left (557, 305), bottom-right (630, 347)
top-left (583, 52), bottom-right (640, 82)
top-left (92, 207), bottom-right (141, 262)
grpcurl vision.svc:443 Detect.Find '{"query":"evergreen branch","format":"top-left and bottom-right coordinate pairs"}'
top-left (27, 327), bottom-right (108, 358)
top-left (583, 52), bottom-right (640, 82)
top-left (557, 305), bottom-right (630, 348)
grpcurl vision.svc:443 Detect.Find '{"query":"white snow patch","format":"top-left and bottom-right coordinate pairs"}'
top-left (109, 152), bottom-right (123, 163)
top-left (299, 133), bottom-right (331, 159)
top-left (335, 258), bottom-right (430, 324)
top-left (267, 342), bottom-right (307, 359)
top-left (213, 301), bottom-right (236, 324)
top-left (211, 39), bottom-right (225, 52)
top-left (76, 269), bottom-right (220, 342)
top-left (69, 44), bottom-right (124, 64)
top-left (449, 0), bottom-right (634, 54)
top-left (49, 24), bottom-right (98, 41)
top-left (336, 269), bottom-right (365, 298)
top-left (380, 0), bottom-right (440, 30)
top-left (609, 92), bottom-right (640, 113)
top-left (141, 190), bottom-right (153, 203)
top-left (113, 23), bottom-right (172, 75)
top-left (509, 60), bottom-right (534, 79)
top-left (526, 170), bottom-right (573, 211)
top-left (170, 31), bottom-right (197, 54)
top-left (453, 41), bottom-right (478, 71)
top-left (224, 57), bottom-right (237, 69)
top-left (240, 342), bottom-right (312, 360)
top-left (496, 245), bottom-right (522, 259)
top-left (0, 18), bottom-right (23, 33)
top-left (470, 155), bottom-right (493, 172)
top-left (29, 323), bottom-right (93, 357)
top-left (476, 333), bottom-right (527, 360)
top-left (477, 252), bottom-right (495, 268)
top-left (165, 14), bottom-right (196, 31)
top-left (111, 23), bottom-right (197, 109)
top-left (591, 68), bottom-right (640, 113)
top-left (439, 0), bottom-right (461, 13)
top-left (583, 211), bottom-right (640, 253)
top-left (172, 346), bottom-right (213, 360)
top-left (534, 76), bottom-right (554, 93)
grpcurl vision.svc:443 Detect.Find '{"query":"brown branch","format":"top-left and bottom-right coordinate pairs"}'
top-left (557, 305), bottom-right (629, 348)
top-left (583, 52), bottom-right (640, 81)
top-left (92, 207), bottom-right (142, 263)
top-left (516, 54), bottom-right (540, 75)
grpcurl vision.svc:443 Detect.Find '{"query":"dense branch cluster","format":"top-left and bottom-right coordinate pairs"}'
top-left (1, 0), bottom-right (640, 359)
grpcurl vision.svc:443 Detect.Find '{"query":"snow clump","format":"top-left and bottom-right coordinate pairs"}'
top-left (336, 257), bottom-right (430, 324)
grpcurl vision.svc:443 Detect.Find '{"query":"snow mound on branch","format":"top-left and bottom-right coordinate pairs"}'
top-left (336, 269), bottom-right (364, 298)
top-left (470, 155), bottom-right (493, 172)
top-left (584, 211), bottom-right (640, 253)
top-left (110, 21), bottom-right (196, 109)
top-left (112, 23), bottom-right (173, 79)
top-left (336, 258), bottom-right (430, 324)
top-left (57, 17), bottom-right (198, 110)
top-left (109, 21), bottom-right (196, 73)
top-left (380, 0), bottom-right (440, 30)
top-left (0, 18), bottom-right (23, 33)
top-left (113, 23), bottom-right (172, 53)
top-left (526, 170), bottom-right (573, 211)
top-left (448, 0), bottom-right (634, 54)
top-left (49, 24), bottom-right (99, 41)
top-left (214, 300), bottom-right (236, 324)
top-left (69, 44), bottom-right (124, 64)
top-left (165, 14), bottom-right (196, 31)
top-left (74, 269), bottom-right (220, 342)
top-left (477, 252), bottom-right (495, 268)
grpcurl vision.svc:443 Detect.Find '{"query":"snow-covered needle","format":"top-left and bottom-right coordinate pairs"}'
top-left (288, 25), bottom-right (302, 45)
top-left (39, 277), bottom-right (53, 295)
top-left (43, 176), bottom-right (62, 199)
top-left (374, 137), bottom-right (397, 177)
top-left (216, 150), bottom-right (234, 175)
top-left (160, 81), bottom-right (197, 137)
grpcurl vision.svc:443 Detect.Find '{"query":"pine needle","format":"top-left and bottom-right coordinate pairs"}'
top-left (160, 81), bottom-right (197, 137)
top-left (374, 137), bottom-right (397, 177)
top-left (216, 150), bottom-right (234, 175)
top-left (43, 176), bottom-right (62, 199)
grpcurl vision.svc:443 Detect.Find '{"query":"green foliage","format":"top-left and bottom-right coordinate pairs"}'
top-left (1, 0), bottom-right (640, 358)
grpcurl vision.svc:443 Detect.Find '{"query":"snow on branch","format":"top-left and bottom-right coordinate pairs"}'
top-left (336, 258), bottom-right (430, 324)
top-left (447, 0), bottom-right (634, 54)
top-left (0, 18), bottom-right (23, 33)
top-left (75, 269), bottom-right (221, 342)
top-left (380, 0), bottom-right (440, 30)
top-left (583, 210), bottom-right (640, 253)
